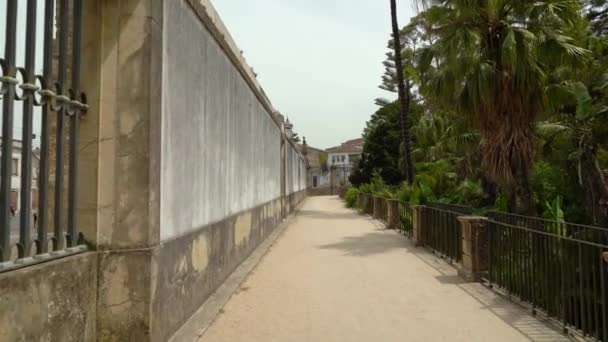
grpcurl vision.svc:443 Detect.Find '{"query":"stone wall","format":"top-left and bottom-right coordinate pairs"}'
top-left (0, 253), bottom-right (97, 342)
top-left (0, 1), bottom-right (308, 341)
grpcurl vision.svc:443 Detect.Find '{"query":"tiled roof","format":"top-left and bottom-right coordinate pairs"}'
top-left (327, 138), bottom-right (364, 154)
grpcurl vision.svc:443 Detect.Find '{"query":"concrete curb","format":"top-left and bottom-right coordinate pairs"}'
top-left (169, 201), bottom-right (306, 342)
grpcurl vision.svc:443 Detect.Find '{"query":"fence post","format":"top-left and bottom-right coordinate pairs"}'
top-left (356, 193), bottom-right (362, 213)
top-left (412, 205), bottom-right (426, 246)
top-left (365, 194), bottom-right (374, 215)
top-left (457, 216), bottom-right (489, 282)
top-left (373, 196), bottom-right (380, 219)
top-left (387, 199), bottom-right (399, 229)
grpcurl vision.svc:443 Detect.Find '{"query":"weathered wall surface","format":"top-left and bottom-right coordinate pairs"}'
top-left (0, 253), bottom-right (98, 342)
top-left (286, 143), bottom-right (306, 195)
top-left (161, 0), bottom-right (282, 242)
top-left (153, 1), bottom-right (308, 340)
top-left (0, 1), bottom-right (307, 342)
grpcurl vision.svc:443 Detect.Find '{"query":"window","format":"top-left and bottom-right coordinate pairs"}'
top-left (12, 158), bottom-right (18, 176)
top-left (341, 155), bottom-right (345, 162)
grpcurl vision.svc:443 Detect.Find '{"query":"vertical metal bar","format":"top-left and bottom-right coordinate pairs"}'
top-left (0, 0), bottom-right (19, 262)
top-left (530, 230), bottom-right (536, 314)
top-left (579, 243), bottom-right (586, 332)
top-left (36, 0), bottom-right (54, 254)
top-left (592, 247), bottom-right (600, 340)
top-left (546, 233), bottom-right (552, 315)
top-left (560, 238), bottom-right (568, 333)
top-left (516, 227), bottom-right (522, 299)
top-left (54, 0), bottom-right (68, 250)
top-left (18, 0), bottom-right (39, 258)
top-left (489, 220), bottom-right (494, 284)
top-left (600, 251), bottom-right (606, 342)
top-left (67, 0), bottom-right (83, 247)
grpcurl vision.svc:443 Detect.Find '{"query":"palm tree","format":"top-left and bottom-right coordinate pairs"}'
top-left (538, 32), bottom-right (608, 223)
top-left (416, 0), bottom-right (587, 211)
top-left (390, 0), bottom-right (415, 184)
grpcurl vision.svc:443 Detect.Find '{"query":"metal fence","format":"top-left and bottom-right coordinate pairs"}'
top-left (421, 203), bottom-right (472, 262)
top-left (0, 0), bottom-right (88, 272)
top-left (485, 219), bottom-right (608, 341)
top-left (399, 201), bottom-right (413, 237)
top-left (488, 211), bottom-right (608, 245)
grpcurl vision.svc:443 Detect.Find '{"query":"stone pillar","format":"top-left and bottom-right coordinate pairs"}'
top-left (80, 1), bottom-right (163, 340)
top-left (387, 199), bottom-right (399, 229)
top-left (365, 194), bottom-right (374, 215)
top-left (457, 216), bottom-right (489, 282)
top-left (412, 205), bottom-right (426, 246)
top-left (373, 196), bottom-right (381, 219)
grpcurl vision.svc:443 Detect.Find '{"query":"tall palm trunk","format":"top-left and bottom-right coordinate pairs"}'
top-left (390, 0), bottom-right (414, 184)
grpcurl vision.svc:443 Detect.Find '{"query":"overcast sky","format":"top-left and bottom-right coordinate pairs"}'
top-left (213, 0), bottom-right (416, 149)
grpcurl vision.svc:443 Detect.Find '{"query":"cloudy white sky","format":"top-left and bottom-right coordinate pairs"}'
top-left (212, 0), bottom-right (416, 149)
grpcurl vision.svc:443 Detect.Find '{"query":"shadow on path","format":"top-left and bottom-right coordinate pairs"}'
top-left (318, 230), bottom-right (409, 257)
top-left (403, 239), bottom-right (569, 342)
top-left (297, 209), bottom-right (363, 221)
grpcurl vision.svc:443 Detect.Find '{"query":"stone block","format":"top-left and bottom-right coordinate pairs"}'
top-left (457, 216), bottom-right (489, 282)
top-left (97, 248), bottom-right (156, 341)
top-left (412, 206), bottom-right (426, 246)
top-left (0, 253), bottom-right (97, 342)
top-left (387, 200), bottom-right (399, 229)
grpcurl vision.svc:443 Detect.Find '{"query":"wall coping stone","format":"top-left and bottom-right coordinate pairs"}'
top-left (184, 0), bottom-right (305, 163)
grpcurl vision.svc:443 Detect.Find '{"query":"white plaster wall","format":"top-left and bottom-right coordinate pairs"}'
top-left (285, 144), bottom-right (304, 194)
top-left (161, 1), bottom-right (282, 241)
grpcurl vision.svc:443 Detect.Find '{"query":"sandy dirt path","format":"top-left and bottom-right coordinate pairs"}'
top-left (199, 196), bottom-right (567, 342)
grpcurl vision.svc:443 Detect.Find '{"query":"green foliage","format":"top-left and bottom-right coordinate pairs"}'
top-left (344, 187), bottom-right (359, 208)
top-left (351, 102), bottom-right (409, 186)
top-left (356, 0), bottom-right (608, 225)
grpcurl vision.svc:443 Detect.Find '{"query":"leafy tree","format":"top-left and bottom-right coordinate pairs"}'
top-left (351, 102), bottom-right (404, 185)
top-left (415, 0), bottom-right (587, 212)
top-left (536, 32), bottom-right (608, 224)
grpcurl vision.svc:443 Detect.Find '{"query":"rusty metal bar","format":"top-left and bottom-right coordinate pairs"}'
top-left (18, 0), bottom-right (39, 258)
top-left (0, 0), bottom-right (19, 262)
top-left (53, 0), bottom-right (69, 250)
top-left (67, 0), bottom-right (84, 247)
top-left (36, 0), bottom-right (55, 254)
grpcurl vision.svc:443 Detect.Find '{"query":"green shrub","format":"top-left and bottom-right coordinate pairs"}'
top-left (344, 187), bottom-right (359, 208)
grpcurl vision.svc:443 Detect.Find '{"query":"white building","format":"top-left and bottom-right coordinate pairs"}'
top-left (326, 138), bottom-right (363, 186)
top-left (0, 139), bottom-right (39, 213)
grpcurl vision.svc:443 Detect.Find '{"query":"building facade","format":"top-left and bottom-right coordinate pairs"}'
top-left (0, 139), bottom-right (39, 214)
top-left (326, 138), bottom-right (363, 187)
top-left (301, 144), bottom-right (330, 189)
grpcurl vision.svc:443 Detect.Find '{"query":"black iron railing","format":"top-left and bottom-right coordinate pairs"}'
top-left (0, 0), bottom-right (88, 272)
top-left (427, 202), bottom-right (473, 215)
top-left (488, 211), bottom-right (608, 245)
top-left (399, 201), bottom-right (413, 237)
top-left (486, 219), bottom-right (608, 341)
top-left (421, 203), bottom-right (472, 262)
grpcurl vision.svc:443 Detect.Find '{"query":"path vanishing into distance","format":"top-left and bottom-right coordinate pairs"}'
top-left (193, 196), bottom-right (568, 342)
